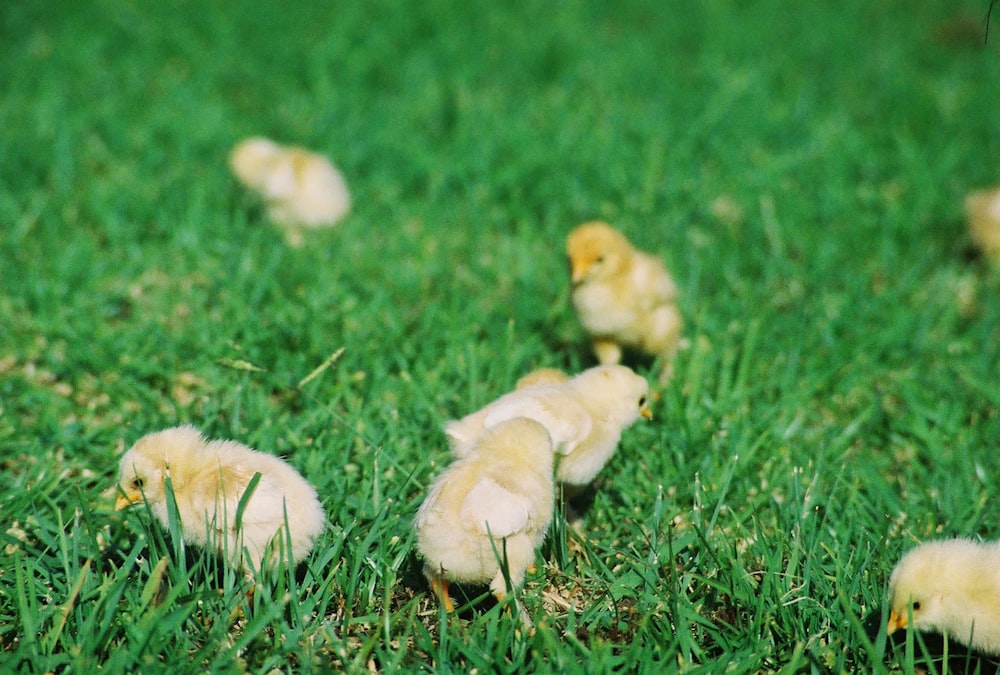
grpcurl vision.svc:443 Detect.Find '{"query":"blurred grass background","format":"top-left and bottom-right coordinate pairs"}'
top-left (1, 0), bottom-right (999, 672)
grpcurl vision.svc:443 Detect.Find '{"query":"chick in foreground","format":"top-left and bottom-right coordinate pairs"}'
top-left (446, 365), bottom-right (651, 487)
top-left (887, 538), bottom-right (1000, 655)
top-left (567, 221), bottom-right (683, 383)
top-left (115, 425), bottom-right (325, 574)
top-left (415, 418), bottom-right (555, 612)
top-left (229, 137), bottom-right (350, 246)
top-left (965, 187), bottom-right (1000, 260)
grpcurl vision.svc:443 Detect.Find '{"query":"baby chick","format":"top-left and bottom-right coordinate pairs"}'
top-left (229, 136), bottom-right (351, 246)
top-left (446, 365), bottom-right (651, 487)
top-left (566, 221), bottom-right (683, 383)
top-left (887, 538), bottom-right (1000, 655)
top-left (415, 417), bottom-right (555, 612)
top-left (115, 425), bottom-right (325, 574)
top-left (965, 187), bottom-right (1000, 260)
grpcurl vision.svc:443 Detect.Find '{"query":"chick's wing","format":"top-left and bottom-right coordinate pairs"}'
top-left (481, 390), bottom-right (591, 455)
top-left (632, 254), bottom-right (677, 306)
top-left (191, 461), bottom-right (284, 530)
top-left (460, 477), bottom-right (532, 538)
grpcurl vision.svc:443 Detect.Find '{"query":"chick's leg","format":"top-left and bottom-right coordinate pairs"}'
top-left (489, 565), bottom-right (509, 603)
top-left (490, 537), bottom-right (534, 603)
top-left (646, 307), bottom-right (683, 384)
top-left (226, 585), bottom-right (256, 623)
top-left (430, 575), bottom-right (455, 613)
top-left (282, 225), bottom-right (305, 248)
top-left (490, 565), bottom-right (534, 631)
top-left (657, 361), bottom-right (675, 385)
top-left (591, 338), bottom-right (622, 365)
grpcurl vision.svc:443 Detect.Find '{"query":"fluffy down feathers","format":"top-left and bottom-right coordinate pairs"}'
top-left (515, 367), bottom-right (569, 389)
top-left (415, 418), bottom-right (555, 611)
top-left (115, 425), bottom-right (325, 574)
top-left (229, 137), bottom-right (350, 245)
top-left (887, 538), bottom-right (1000, 655)
top-left (445, 365), bottom-right (651, 487)
top-left (567, 221), bottom-right (683, 382)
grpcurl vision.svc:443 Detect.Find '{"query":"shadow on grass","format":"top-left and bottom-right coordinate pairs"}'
top-left (400, 549), bottom-right (505, 619)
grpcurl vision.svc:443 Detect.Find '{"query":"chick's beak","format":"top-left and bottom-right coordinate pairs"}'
top-left (886, 610), bottom-right (906, 635)
top-left (114, 491), bottom-right (143, 511)
top-left (641, 407), bottom-right (653, 420)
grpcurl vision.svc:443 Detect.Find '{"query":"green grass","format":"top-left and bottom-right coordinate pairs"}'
top-left (2, 0), bottom-right (1000, 672)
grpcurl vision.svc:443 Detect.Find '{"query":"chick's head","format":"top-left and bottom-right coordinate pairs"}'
top-left (887, 539), bottom-right (988, 638)
top-left (229, 137), bottom-right (282, 190)
top-left (566, 221), bottom-right (633, 285)
top-left (570, 365), bottom-right (652, 424)
top-left (115, 425), bottom-right (206, 512)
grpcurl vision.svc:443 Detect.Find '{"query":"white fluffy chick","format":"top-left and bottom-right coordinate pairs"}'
top-left (446, 365), bottom-right (651, 487)
top-left (414, 418), bottom-right (555, 612)
top-left (229, 137), bottom-right (351, 246)
top-left (567, 221), bottom-right (683, 383)
top-left (115, 425), bottom-right (325, 574)
top-left (965, 187), bottom-right (1000, 260)
top-left (887, 538), bottom-right (1000, 655)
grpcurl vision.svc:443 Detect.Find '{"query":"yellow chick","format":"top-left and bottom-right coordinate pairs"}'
top-left (446, 365), bottom-right (651, 487)
top-left (566, 221), bottom-right (683, 383)
top-left (965, 187), bottom-right (1000, 260)
top-left (115, 425), bottom-right (325, 574)
top-left (229, 137), bottom-right (351, 246)
top-left (887, 538), bottom-right (1000, 655)
top-left (414, 418), bottom-right (555, 612)
top-left (514, 367), bottom-right (570, 389)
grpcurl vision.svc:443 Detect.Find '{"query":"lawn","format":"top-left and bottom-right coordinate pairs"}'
top-left (2, 0), bottom-right (1000, 672)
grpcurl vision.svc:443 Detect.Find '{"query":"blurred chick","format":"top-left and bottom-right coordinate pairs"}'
top-left (415, 418), bottom-right (555, 612)
top-left (887, 538), bottom-right (1000, 655)
top-left (965, 187), bottom-right (1000, 260)
top-left (446, 365), bottom-right (651, 487)
top-left (567, 221), bottom-right (683, 383)
top-left (229, 136), bottom-right (351, 246)
top-left (115, 425), bottom-right (325, 574)
top-left (515, 367), bottom-right (569, 389)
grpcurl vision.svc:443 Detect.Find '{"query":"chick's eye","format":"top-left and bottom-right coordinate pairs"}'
top-left (911, 601), bottom-right (921, 611)
top-left (131, 478), bottom-right (144, 489)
